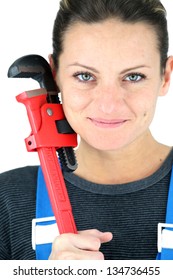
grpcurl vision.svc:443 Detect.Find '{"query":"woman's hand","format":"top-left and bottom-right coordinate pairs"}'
top-left (49, 229), bottom-right (113, 260)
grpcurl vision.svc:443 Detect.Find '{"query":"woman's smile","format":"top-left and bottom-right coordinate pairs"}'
top-left (87, 117), bottom-right (128, 128)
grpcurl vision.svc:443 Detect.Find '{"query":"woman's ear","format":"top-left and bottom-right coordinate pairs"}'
top-left (48, 54), bottom-right (61, 93)
top-left (160, 56), bottom-right (173, 96)
top-left (48, 54), bottom-right (57, 78)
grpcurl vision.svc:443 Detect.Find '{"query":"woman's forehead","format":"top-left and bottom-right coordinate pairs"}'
top-left (63, 19), bottom-right (158, 48)
top-left (59, 19), bottom-right (160, 66)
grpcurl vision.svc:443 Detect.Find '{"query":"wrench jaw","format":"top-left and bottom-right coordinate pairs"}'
top-left (7, 54), bottom-right (57, 92)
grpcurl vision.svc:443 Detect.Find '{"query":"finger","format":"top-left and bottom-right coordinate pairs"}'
top-left (52, 232), bottom-right (101, 252)
top-left (54, 249), bottom-right (104, 260)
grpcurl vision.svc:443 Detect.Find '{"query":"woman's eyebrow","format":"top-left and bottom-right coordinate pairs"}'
top-left (120, 65), bottom-right (151, 74)
top-left (67, 62), bottom-right (99, 73)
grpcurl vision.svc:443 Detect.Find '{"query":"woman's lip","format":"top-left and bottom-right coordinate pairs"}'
top-left (88, 118), bottom-right (128, 128)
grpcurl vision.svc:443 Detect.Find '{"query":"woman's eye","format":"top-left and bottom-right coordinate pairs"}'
top-left (124, 73), bottom-right (146, 82)
top-left (74, 72), bottom-right (95, 82)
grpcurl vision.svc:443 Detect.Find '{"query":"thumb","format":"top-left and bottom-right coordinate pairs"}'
top-left (99, 231), bottom-right (113, 244)
top-left (79, 229), bottom-right (113, 244)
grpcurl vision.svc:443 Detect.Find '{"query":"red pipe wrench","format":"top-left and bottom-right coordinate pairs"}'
top-left (8, 55), bottom-right (77, 234)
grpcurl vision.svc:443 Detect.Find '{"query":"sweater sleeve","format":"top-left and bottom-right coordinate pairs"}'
top-left (0, 166), bottom-right (38, 259)
top-left (0, 239), bottom-right (11, 260)
top-left (0, 175), bottom-right (12, 259)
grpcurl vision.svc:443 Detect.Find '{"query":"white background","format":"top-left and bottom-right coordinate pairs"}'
top-left (0, 0), bottom-right (173, 173)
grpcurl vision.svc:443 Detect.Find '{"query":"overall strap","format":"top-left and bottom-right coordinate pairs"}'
top-left (156, 166), bottom-right (173, 260)
top-left (32, 167), bottom-right (59, 260)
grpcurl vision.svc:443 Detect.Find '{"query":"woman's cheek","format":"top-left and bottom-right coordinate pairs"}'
top-left (62, 91), bottom-right (91, 113)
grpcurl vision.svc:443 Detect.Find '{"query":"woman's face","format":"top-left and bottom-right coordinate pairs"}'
top-left (55, 19), bottom-right (172, 151)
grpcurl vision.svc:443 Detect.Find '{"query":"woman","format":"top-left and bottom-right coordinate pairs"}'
top-left (0, 0), bottom-right (173, 260)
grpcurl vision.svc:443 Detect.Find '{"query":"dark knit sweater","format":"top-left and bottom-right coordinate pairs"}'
top-left (0, 149), bottom-right (173, 260)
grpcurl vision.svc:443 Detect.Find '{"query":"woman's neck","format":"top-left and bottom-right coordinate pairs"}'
top-left (75, 131), bottom-right (172, 184)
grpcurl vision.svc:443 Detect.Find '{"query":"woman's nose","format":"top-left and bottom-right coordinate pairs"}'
top-left (96, 84), bottom-right (125, 114)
